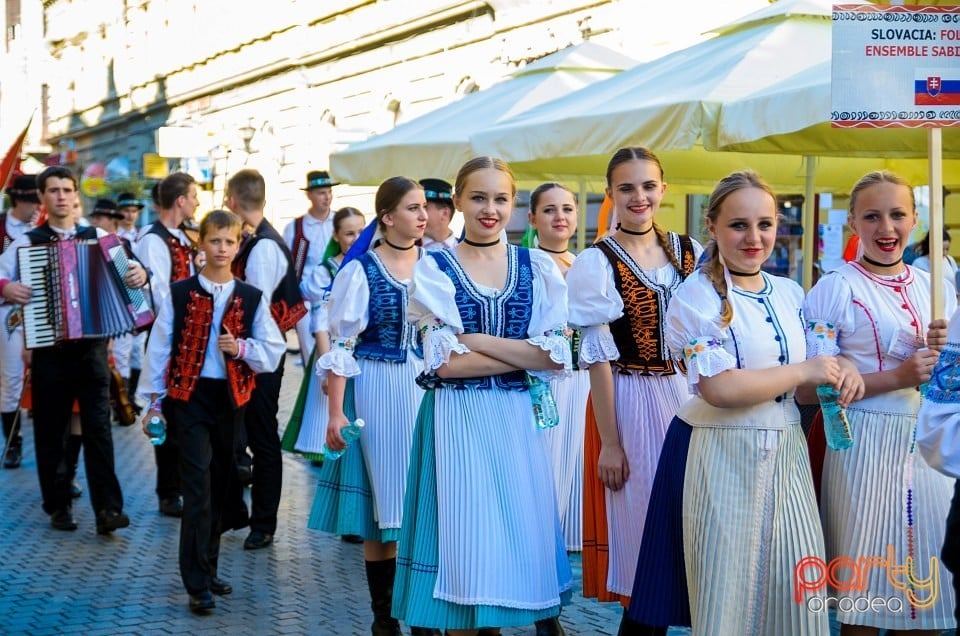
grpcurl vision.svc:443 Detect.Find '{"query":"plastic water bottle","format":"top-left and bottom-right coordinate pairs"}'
top-left (322, 419), bottom-right (365, 460)
top-left (817, 385), bottom-right (853, 450)
top-left (146, 416), bottom-right (166, 446)
top-left (528, 375), bottom-right (559, 429)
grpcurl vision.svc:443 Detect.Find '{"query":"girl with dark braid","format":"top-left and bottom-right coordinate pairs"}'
top-left (565, 147), bottom-right (700, 631)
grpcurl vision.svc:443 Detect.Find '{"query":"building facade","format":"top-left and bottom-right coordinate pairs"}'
top-left (28, 0), bottom-right (769, 226)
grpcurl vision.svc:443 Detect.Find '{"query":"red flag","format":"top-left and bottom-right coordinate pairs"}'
top-left (0, 115), bottom-right (33, 193)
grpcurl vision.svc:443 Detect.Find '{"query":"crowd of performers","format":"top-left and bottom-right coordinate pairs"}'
top-left (4, 146), bottom-right (960, 636)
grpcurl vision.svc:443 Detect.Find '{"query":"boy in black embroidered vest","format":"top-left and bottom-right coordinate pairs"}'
top-left (225, 169), bottom-right (306, 550)
top-left (134, 172), bottom-right (200, 518)
top-left (139, 210), bottom-right (284, 613)
top-left (0, 166), bottom-right (149, 534)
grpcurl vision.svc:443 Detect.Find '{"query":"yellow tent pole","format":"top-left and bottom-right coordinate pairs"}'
top-left (930, 128), bottom-right (944, 320)
top-left (802, 155), bottom-right (817, 291)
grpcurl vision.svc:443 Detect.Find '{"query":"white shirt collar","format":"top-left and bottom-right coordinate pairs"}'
top-left (198, 274), bottom-right (235, 300)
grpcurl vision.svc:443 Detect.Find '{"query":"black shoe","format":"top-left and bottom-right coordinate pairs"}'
top-left (70, 479), bottom-right (82, 498)
top-left (236, 464), bottom-right (253, 487)
top-left (341, 534), bottom-right (363, 544)
top-left (159, 497), bottom-right (183, 517)
top-left (535, 617), bottom-right (566, 636)
top-left (50, 508), bottom-right (78, 531)
top-left (96, 509), bottom-right (130, 535)
top-left (3, 443), bottom-right (21, 468)
top-left (410, 628), bottom-right (442, 636)
top-left (188, 589), bottom-right (215, 613)
top-left (243, 530), bottom-right (273, 550)
top-left (210, 576), bottom-right (232, 596)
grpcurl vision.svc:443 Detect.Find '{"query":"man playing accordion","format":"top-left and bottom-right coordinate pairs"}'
top-left (0, 166), bottom-right (149, 535)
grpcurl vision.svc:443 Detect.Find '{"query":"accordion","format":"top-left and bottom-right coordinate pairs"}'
top-left (18, 234), bottom-right (154, 349)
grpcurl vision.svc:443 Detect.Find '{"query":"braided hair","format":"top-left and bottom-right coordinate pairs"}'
top-left (606, 147), bottom-right (682, 273)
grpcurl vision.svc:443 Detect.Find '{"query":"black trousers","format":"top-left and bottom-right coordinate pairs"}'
top-left (154, 398), bottom-right (181, 500)
top-left (942, 480), bottom-right (960, 623)
top-left (32, 339), bottom-right (123, 515)
top-left (173, 379), bottom-right (243, 595)
top-left (243, 355), bottom-right (284, 534)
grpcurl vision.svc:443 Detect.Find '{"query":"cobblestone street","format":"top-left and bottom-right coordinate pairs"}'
top-left (0, 355), bottom-right (635, 635)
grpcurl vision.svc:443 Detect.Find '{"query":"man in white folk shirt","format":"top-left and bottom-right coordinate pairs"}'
top-left (282, 170), bottom-right (337, 367)
top-left (0, 166), bottom-right (148, 533)
top-left (0, 175), bottom-right (39, 468)
top-left (134, 172), bottom-right (201, 518)
top-left (112, 192), bottom-right (147, 413)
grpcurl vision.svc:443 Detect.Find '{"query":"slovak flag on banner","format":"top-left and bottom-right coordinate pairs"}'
top-left (915, 70), bottom-right (960, 106)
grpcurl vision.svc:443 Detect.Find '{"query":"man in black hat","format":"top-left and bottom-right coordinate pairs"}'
top-left (115, 192), bottom-right (143, 246)
top-left (419, 178), bottom-right (458, 251)
top-left (88, 198), bottom-right (124, 234)
top-left (0, 175), bottom-right (40, 468)
top-left (113, 192), bottom-right (147, 413)
top-left (282, 170), bottom-right (339, 367)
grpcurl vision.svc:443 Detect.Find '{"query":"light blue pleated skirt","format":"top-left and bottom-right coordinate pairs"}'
top-left (393, 389), bottom-right (572, 630)
top-left (307, 377), bottom-right (394, 542)
top-left (307, 354), bottom-right (422, 543)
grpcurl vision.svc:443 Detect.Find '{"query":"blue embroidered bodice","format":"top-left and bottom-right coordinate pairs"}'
top-left (355, 251), bottom-right (422, 362)
top-left (429, 245), bottom-right (533, 391)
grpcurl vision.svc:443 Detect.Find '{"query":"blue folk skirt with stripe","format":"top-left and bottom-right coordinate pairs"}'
top-left (684, 423), bottom-right (829, 635)
top-left (393, 388), bottom-right (573, 630)
top-left (627, 416), bottom-right (692, 627)
top-left (822, 407), bottom-right (956, 630)
top-left (544, 369), bottom-right (590, 552)
top-left (307, 356), bottom-right (423, 542)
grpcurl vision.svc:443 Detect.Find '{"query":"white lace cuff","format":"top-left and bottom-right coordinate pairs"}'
top-left (420, 319), bottom-right (470, 373)
top-left (526, 329), bottom-right (572, 381)
top-left (681, 336), bottom-right (736, 392)
top-left (805, 320), bottom-right (840, 357)
top-left (317, 338), bottom-right (361, 378)
top-left (577, 324), bottom-right (619, 367)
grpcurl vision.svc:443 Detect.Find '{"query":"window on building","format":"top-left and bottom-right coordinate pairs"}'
top-left (5, 0), bottom-right (21, 52)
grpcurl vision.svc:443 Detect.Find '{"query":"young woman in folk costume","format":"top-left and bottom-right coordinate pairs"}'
top-left (563, 147), bottom-right (700, 631)
top-left (526, 182), bottom-right (588, 553)
top-left (393, 157), bottom-right (572, 635)
top-left (282, 207), bottom-right (365, 460)
top-left (805, 170), bottom-right (957, 634)
top-left (645, 170), bottom-right (857, 635)
top-left (306, 179), bottom-right (434, 636)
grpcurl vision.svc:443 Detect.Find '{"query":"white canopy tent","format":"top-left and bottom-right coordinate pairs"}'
top-left (329, 40), bottom-right (636, 186)
top-left (470, 0), bottom-right (959, 286)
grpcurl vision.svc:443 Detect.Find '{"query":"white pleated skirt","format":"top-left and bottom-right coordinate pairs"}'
top-left (544, 369), bottom-right (590, 551)
top-left (822, 407), bottom-right (957, 630)
top-left (294, 365), bottom-right (329, 455)
top-left (605, 371), bottom-right (687, 596)
top-left (353, 355), bottom-right (423, 532)
top-left (684, 423), bottom-right (829, 636)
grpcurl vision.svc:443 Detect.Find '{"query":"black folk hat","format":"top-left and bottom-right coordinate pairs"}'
top-left (419, 178), bottom-right (453, 204)
top-left (116, 192), bottom-right (144, 209)
top-left (302, 170), bottom-right (340, 190)
top-left (5, 174), bottom-right (40, 204)
top-left (91, 198), bottom-right (124, 220)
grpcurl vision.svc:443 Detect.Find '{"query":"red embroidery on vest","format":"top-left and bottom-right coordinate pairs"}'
top-left (0, 214), bottom-right (11, 253)
top-left (168, 236), bottom-right (193, 282)
top-left (270, 298), bottom-right (308, 333)
top-left (292, 217), bottom-right (309, 280)
top-left (167, 291), bottom-right (213, 401)
top-left (222, 297), bottom-right (256, 407)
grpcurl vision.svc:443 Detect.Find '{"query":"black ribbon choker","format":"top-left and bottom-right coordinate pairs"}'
top-left (617, 223), bottom-right (654, 236)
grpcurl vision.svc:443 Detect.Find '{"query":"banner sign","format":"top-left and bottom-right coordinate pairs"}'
top-left (832, 4), bottom-right (960, 128)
